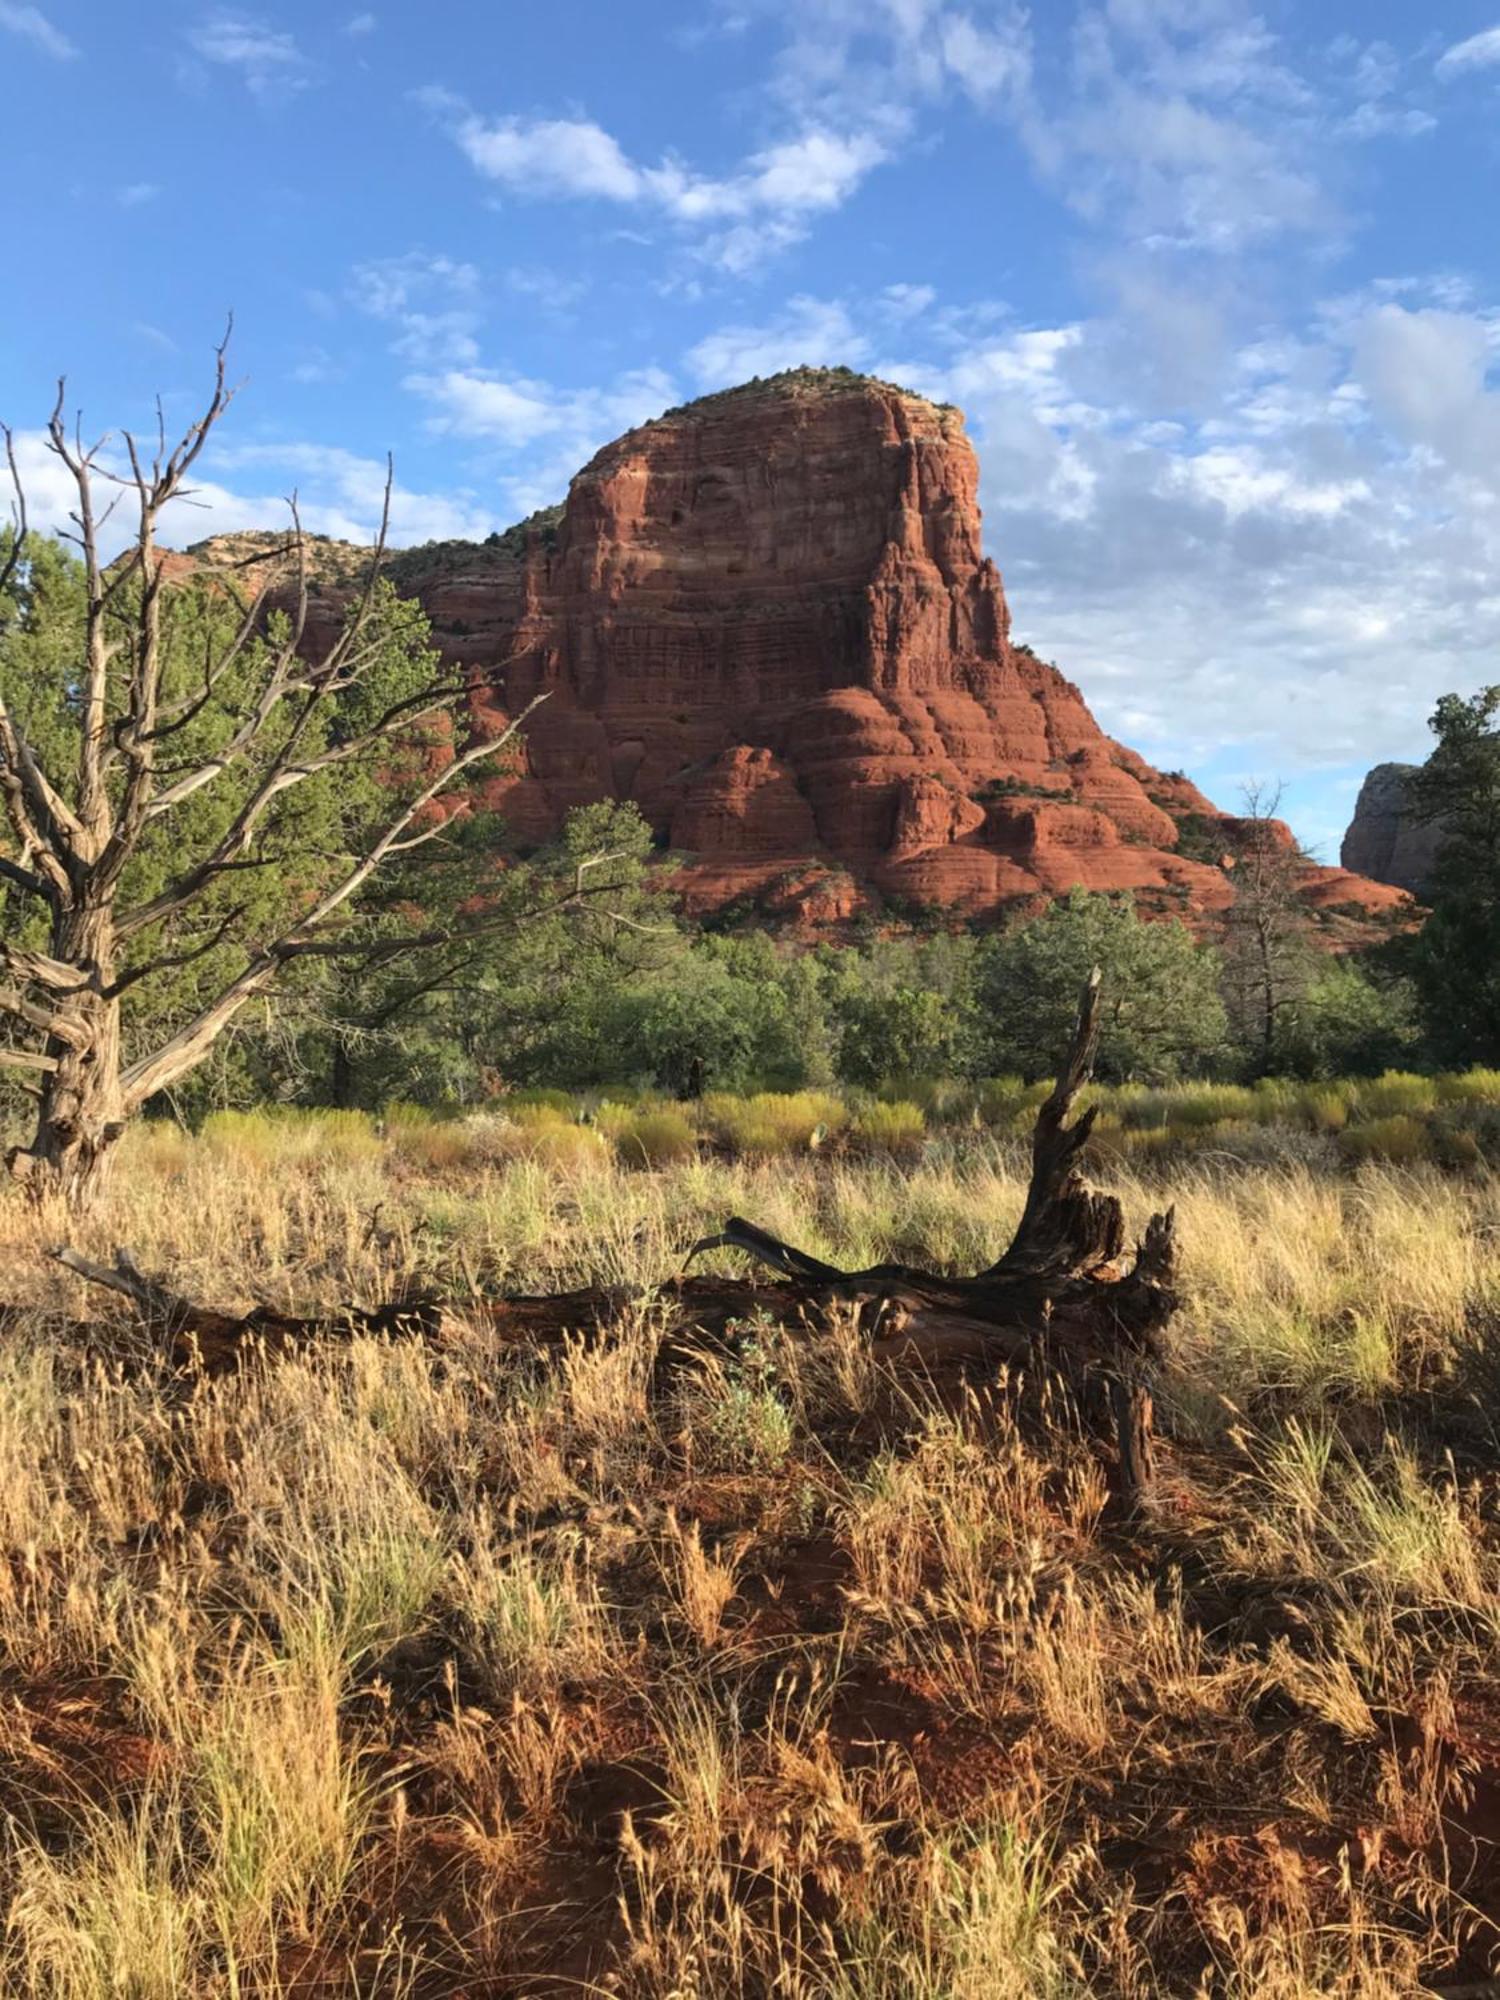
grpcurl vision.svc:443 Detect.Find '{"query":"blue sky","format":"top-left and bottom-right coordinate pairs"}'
top-left (4, 0), bottom-right (1500, 859)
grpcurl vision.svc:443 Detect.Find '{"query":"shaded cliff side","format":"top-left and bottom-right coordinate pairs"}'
top-left (1341, 763), bottom-right (1445, 898)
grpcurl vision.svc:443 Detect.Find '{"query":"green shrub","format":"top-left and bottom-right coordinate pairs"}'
top-left (850, 1100), bottom-right (926, 1155)
top-left (694, 1341), bottom-right (795, 1472)
top-left (1354, 1072), bottom-right (1437, 1119)
top-left (1337, 1115), bottom-right (1433, 1165)
top-left (507, 1088), bottom-right (581, 1115)
top-left (1298, 1087), bottom-right (1350, 1134)
top-left (1436, 1068), bottom-right (1500, 1106)
top-left (127, 1119), bottom-right (195, 1178)
top-left (199, 1107), bottom-right (381, 1167)
top-left (882, 1076), bottom-right (977, 1120)
top-left (386, 1116), bottom-right (492, 1171)
top-left (503, 1104), bottom-right (611, 1171)
top-left (1120, 1124), bottom-right (1175, 1158)
top-left (1166, 1084), bottom-right (1258, 1129)
top-left (1251, 1077), bottom-right (1303, 1124)
top-left (976, 1077), bottom-right (1049, 1128)
top-left (699, 1090), bottom-right (848, 1156)
top-left (597, 1103), bottom-right (698, 1168)
top-left (1432, 1119), bottom-right (1483, 1168)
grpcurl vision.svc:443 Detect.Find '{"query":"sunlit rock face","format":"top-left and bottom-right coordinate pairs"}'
top-left (187, 370), bottom-right (1408, 927)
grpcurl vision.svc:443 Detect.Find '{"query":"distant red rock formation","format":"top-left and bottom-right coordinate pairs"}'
top-left (181, 370), bottom-right (1408, 929)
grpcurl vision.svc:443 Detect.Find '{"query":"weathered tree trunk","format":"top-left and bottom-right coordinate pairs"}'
top-left (1108, 1369), bottom-right (1156, 1517)
top-left (330, 1035), bottom-right (356, 1111)
top-left (7, 908), bottom-right (128, 1207)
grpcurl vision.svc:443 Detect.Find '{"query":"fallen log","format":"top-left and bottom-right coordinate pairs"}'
top-left (43, 1244), bottom-right (446, 1371)
top-left (39, 971), bottom-right (1177, 1507)
top-left (681, 968), bottom-right (1176, 1510)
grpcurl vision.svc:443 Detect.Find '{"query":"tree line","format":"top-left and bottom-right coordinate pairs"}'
top-left (0, 360), bottom-right (1495, 1204)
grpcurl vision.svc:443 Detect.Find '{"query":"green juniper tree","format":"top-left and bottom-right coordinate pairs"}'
top-left (978, 890), bottom-right (1227, 1082)
top-left (1404, 687), bottom-right (1500, 1065)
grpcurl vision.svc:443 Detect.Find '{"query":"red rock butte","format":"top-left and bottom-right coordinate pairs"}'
top-left (186, 369), bottom-right (1405, 928)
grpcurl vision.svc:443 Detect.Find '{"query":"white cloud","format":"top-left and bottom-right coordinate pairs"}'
top-left (349, 252), bottom-right (481, 365)
top-left (1165, 446), bottom-right (1370, 520)
top-left (0, 3), bottom-right (76, 59)
top-left (116, 182), bottom-right (161, 207)
top-left (1352, 302), bottom-right (1500, 476)
top-left (1436, 25), bottom-right (1500, 77)
top-left (726, 0), bottom-right (1339, 258)
top-left (1034, 74), bottom-right (1329, 253)
top-left (686, 297), bottom-right (868, 386)
top-left (202, 442), bottom-right (495, 544)
top-left (290, 347), bottom-right (342, 384)
top-left (937, 11), bottom-right (1030, 101)
top-left (454, 113), bottom-right (642, 200)
top-left (408, 364), bottom-right (675, 445)
top-left (405, 372), bottom-right (560, 447)
top-left (735, 0), bottom-right (1030, 121)
top-left (186, 13), bottom-right (309, 100)
top-left (881, 282), bottom-right (937, 321)
top-left (4, 422), bottom-right (499, 558)
top-left (941, 290), bottom-right (1500, 776)
top-left (661, 273), bottom-right (1500, 787)
top-left (343, 10), bottom-right (375, 34)
top-left (398, 364), bottom-right (678, 519)
top-left (1339, 99), bottom-right (1436, 140)
top-left (435, 98), bottom-right (888, 269)
top-left (506, 266), bottom-right (589, 314)
top-left (1329, 36), bottom-right (1435, 139)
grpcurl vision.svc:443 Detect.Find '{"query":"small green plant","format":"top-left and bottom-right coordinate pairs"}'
top-left (693, 1337), bottom-right (794, 1472)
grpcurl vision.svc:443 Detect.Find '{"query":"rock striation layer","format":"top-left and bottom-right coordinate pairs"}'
top-left (184, 370), bottom-right (1406, 928)
top-left (1341, 763), bottom-right (1444, 899)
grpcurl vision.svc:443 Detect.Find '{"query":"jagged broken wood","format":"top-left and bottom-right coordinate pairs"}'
top-left (683, 966), bottom-right (1175, 1510)
top-left (40, 971), bottom-right (1176, 1507)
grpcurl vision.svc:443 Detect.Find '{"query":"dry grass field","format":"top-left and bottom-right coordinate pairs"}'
top-left (2, 1105), bottom-right (1500, 1996)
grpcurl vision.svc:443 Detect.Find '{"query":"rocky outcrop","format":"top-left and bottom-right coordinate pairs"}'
top-left (1341, 763), bottom-right (1444, 898)
top-left (181, 369), bottom-right (1407, 928)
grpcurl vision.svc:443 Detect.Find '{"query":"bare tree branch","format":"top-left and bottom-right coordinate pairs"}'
top-left (102, 905), bottom-right (247, 999)
top-left (0, 984), bottom-right (88, 1046)
top-left (0, 424), bottom-right (28, 608)
top-left (0, 1048), bottom-right (59, 1074)
top-left (118, 675), bottom-right (500, 938)
top-left (119, 695), bottom-right (547, 1106)
top-left (0, 853), bottom-right (52, 905)
top-left (1, 334), bottom-right (566, 1203)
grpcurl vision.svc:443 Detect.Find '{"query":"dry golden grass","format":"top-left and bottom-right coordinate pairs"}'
top-left (0, 1119), bottom-right (1498, 1993)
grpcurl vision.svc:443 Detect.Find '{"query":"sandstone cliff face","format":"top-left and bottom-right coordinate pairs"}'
top-left (1341, 763), bottom-right (1444, 898)
top-left (185, 371), bottom-right (1407, 928)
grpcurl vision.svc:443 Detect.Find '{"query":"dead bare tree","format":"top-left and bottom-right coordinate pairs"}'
top-left (1220, 780), bottom-right (1316, 1073)
top-left (0, 339), bottom-right (543, 1205)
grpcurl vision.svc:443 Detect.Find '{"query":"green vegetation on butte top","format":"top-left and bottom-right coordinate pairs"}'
top-left (653, 364), bottom-right (959, 424)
